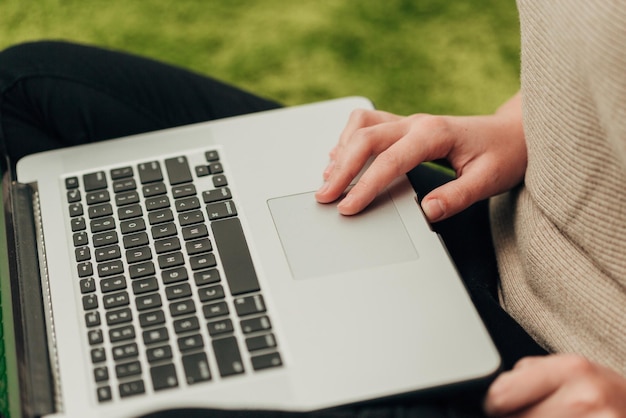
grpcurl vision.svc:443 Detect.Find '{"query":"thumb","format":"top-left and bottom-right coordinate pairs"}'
top-left (420, 173), bottom-right (488, 222)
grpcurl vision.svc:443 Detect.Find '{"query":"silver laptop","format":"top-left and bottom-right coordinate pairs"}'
top-left (0, 96), bottom-right (500, 418)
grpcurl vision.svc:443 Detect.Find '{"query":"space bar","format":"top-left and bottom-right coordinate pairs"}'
top-left (211, 218), bottom-right (260, 295)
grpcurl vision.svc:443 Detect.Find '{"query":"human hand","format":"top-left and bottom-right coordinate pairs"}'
top-left (484, 354), bottom-right (626, 417)
top-left (315, 93), bottom-right (527, 222)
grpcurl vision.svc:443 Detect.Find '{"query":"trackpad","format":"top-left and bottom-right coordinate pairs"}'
top-left (267, 191), bottom-right (418, 280)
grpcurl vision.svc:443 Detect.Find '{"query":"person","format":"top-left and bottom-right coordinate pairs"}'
top-left (0, 1), bottom-right (624, 417)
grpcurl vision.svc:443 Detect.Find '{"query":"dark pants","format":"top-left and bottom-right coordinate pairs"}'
top-left (0, 41), bottom-right (546, 418)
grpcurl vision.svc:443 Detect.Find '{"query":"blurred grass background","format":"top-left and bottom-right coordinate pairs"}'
top-left (0, 0), bottom-right (520, 116)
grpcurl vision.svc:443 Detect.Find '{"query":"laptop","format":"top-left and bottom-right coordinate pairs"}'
top-left (0, 96), bottom-right (500, 418)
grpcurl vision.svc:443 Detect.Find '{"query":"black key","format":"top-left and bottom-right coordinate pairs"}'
top-left (240, 316), bottom-right (272, 334)
top-left (158, 252), bottom-right (185, 269)
top-left (209, 162), bottom-right (224, 174)
top-left (91, 347), bottom-right (106, 364)
top-left (189, 253), bottom-right (216, 271)
top-left (88, 329), bottom-right (104, 345)
top-left (65, 176), bottom-right (79, 189)
top-left (138, 161), bottom-right (163, 184)
top-left (173, 316), bottom-right (199, 334)
top-left (151, 363), bottom-right (179, 391)
top-left (116, 361), bottom-right (142, 378)
top-left (169, 299), bottom-right (196, 317)
top-left (181, 224), bottom-right (208, 241)
top-left (80, 278), bottom-right (96, 294)
top-left (154, 237), bottom-right (181, 254)
top-left (72, 232), bottom-right (89, 247)
top-left (234, 294), bottom-right (266, 317)
top-left (90, 217), bottom-right (115, 233)
top-left (126, 246), bottom-right (152, 264)
top-left (110, 166), bottom-right (133, 180)
top-left (194, 269), bottom-right (221, 286)
top-left (97, 386), bottom-right (112, 403)
top-left (165, 283), bottom-right (192, 300)
top-left (162, 266), bottom-right (188, 285)
top-left (177, 334), bottom-right (204, 352)
top-left (178, 210), bottom-right (204, 226)
top-left (151, 223), bottom-right (177, 239)
top-left (77, 261), bottom-right (93, 277)
top-left (186, 238), bottom-right (212, 255)
top-left (202, 187), bottom-right (232, 203)
top-left (212, 337), bottom-right (244, 377)
top-left (112, 179), bottom-right (137, 193)
top-left (195, 165), bottom-right (210, 177)
top-left (136, 293), bottom-right (162, 311)
top-left (165, 156), bottom-right (193, 185)
top-left (119, 380), bottom-right (145, 398)
top-left (132, 277), bottom-right (159, 295)
top-left (148, 208), bottom-right (174, 225)
top-left (97, 260), bottom-right (124, 277)
top-left (175, 197), bottom-right (200, 213)
top-left (142, 182), bottom-right (167, 197)
top-left (146, 196), bottom-right (171, 211)
top-left (143, 327), bottom-right (169, 345)
top-left (123, 232), bottom-right (150, 249)
top-left (129, 261), bottom-right (155, 279)
top-left (205, 150), bottom-right (219, 162)
top-left (251, 352), bottom-right (283, 371)
top-left (83, 171), bottom-right (107, 192)
top-left (88, 203), bottom-right (113, 219)
top-left (100, 275), bottom-right (127, 293)
top-left (106, 308), bottom-right (133, 326)
top-left (139, 310), bottom-right (166, 328)
top-left (93, 231), bottom-right (118, 248)
top-left (71, 217), bottom-right (86, 232)
top-left (69, 203), bottom-right (84, 217)
top-left (203, 301), bottom-right (229, 320)
top-left (109, 325), bottom-right (136, 343)
top-left (94, 366), bottom-right (109, 382)
top-left (120, 218), bottom-right (146, 235)
top-left (246, 333), bottom-right (277, 352)
top-left (75, 246), bottom-right (91, 262)
top-left (205, 200), bottom-right (237, 221)
top-left (82, 294), bottom-right (98, 310)
top-left (85, 311), bottom-right (101, 327)
top-left (86, 190), bottom-right (110, 205)
top-left (198, 285), bottom-right (224, 303)
top-left (67, 189), bottom-right (81, 203)
top-left (103, 291), bottom-right (130, 309)
top-left (211, 218), bottom-right (260, 295)
top-left (95, 245), bottom-right (121, 262)
top-left (207, 318), bottom-right (233, 337)
top-left (118, 204), bottom-right (143, 220)
top-left (115, 190), bottom-right (140, 206)
top-left (147, 345), bottom-right (173, 363)
top-left (112, 342), bottom-right (139, 361)
top-left (182, 352), bottom-right (211, 384)
top-left (172, 184), bottom-right (196, 199)
top-left (212, 175), bottom-right (228, 188)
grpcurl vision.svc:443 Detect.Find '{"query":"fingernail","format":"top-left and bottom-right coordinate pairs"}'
top-left (422, 199), bottom-right (444, 222)
top-left (337, 193), bottom-right (353, 212)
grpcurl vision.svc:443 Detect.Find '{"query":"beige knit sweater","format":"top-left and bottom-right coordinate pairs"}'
top-left (490, 0), bottom-right (626, 375)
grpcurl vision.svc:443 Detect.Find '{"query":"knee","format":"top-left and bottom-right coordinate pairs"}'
top-left (0, 41), bottom-right (77, 87)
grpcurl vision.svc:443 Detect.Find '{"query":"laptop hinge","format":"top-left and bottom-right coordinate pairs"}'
top-left (5, 181), bottom-right (56, 417)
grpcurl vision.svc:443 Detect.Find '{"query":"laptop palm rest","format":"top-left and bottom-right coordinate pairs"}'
top-left (267, 191), bottom-right (418, 280)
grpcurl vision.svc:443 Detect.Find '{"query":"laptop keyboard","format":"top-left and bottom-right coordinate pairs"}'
top-left (64, 150), bottom-right (282, 403)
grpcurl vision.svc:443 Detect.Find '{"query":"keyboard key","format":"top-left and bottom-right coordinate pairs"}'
top-left (175, 197), bottom-right (200, 213)
top-left (97, 386), bottom-right (112, 403)
top-left (97, 260), bottom-right (124, 277)
top-left (146, 196), bottom-right (171, 211)
top-left (73, 231), bottom-right (88, 247)
top-left (110, 166), bottom-right (133, 180)
top-left (126, 246), bottom-right (152, 264)
top-left (71, 217), bottom-right (86, 232)
top-left (178, 210), bottom-right (204, 226)
top-left (158, 252), bottom-right (185, 269)
top-left (142, 182), bottom-right (167, 197)
top-left (182, 352), bottom-right (211, 384)
top-left (171, 184), bottom-right (196, 199)
top-left (69, 203), bottom-right (83, 217)
top-left (203, 301), bottom-right (229, 320)
top-left (138, 161), bottom-right (163, 184)
top-left (77, 261), bottom-right (93, 277)
top-left (205, 200), bottom-right (237, 221)
top-left (100, 275), bottom-right (127, 293)
top-left (120, 218), bottom-right (146, 235)
top-left (195, 165), bottom-right (210, 177)
top-left (94, 366), bottom-right (109, 382)
top-left (147, 345), bottom-right (173, 363)
top-left (83, 172), bottom-right (107, 192)
top-left (148, 208), bottom-right (174, 225)
top-left (115, 190), bottom-right (140, 206)
top-left (95, 245), bottom-right (121, 262)
top-left (119, 380), bottom-right (145, 398)
top-left (128, 261), bottom-right (155, 279)
top-left (177, 334), bottom-right (204, 352)
top-left (165, 156), bottom-right (193, 185)
top-left (75, 246), bottom-right (90, 262)
top-left (234, 294), bottom-right (266, 317)
top-left (118, 204), bottom-right (143, 220)
top-left (132, 277), bottom-right (159, 295)
top-left (211, 218), bottom-right (260, 295)
top-left (85, 311), bottom-right (101, 327)
top-left (142, 327), bottom-right (169, 345)
top-left (209, 162), bottom-right (224, 174)
top-left (67, 189), bottom-right (81, 203)
top-left (93, 231), bottom-right (118, 248)
top-left (86, 190), bottom-right (110, 205)
top-left (169, 299), bottom-right (196, 317)
top-left (82, 294), bottom-right (98, 310)
top-left (116, 361), bottom-right (142, 378)
top-left (91, 347), bottom-right (106, 364)
top-left (151, 363), bottom-right (179, 391)
top-left (207, 318), bottom-right (233, 337)
top-left (185, 238), bottom-right (212, 255)
top-left (251, 352), bottom-right (283, 371)
top-left (138, 310), bottom-right (165, 328)
top-left (109, 325), bottom-right (136, 343)
top-left (162, 266), bottom-right (188, 285)
top-left (212, 175), bottom-right (228, 188)
top-left (106, 308), bottom-right (133, 326)
top-left (181, 224), bottom-right (208, 241)
top-left (88, 203), bottom-right (113, 219)
top-left (151, 223), bottom-right (177, 240)
top-left (202, 187), bottom-right (232, 204)
top-left (112, 342), bottom-right (139, 361)
top-left (173, 316), bottom-right (199, 334)
top-left (212, 337), bottom-right (244, 377)
top-left (240, 316), bottom-right (272, 334)
top-left (165, 283), bottom-right (192, 300)
top-left (246, 333), bottom-right (277, 352)
top-left (198, 285), bottom-right (224, 303)
top-left (136, 293), bottom-right (162, 311)
top-left (80, 278), bottom-right (96, 294)
top-left (123, 232), bottom-right (149, 249)
top-left (90, 217), bottom-right (115, 233)
top-left (112, 179), bottom-right (137, 193)
top-left (103, 291), bottom-right (130, 309)
top-left (65, 176), bottom-right (79, 189)
top-left (154, 237), bottom-right (181, 254)
top-left (194, 269), bottom-right (221, 286)
top-left (88, 328), bottom-right (104, 345)
top-left (189, 253), bottom-right (216, 271)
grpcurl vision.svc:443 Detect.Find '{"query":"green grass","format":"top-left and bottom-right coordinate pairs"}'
top-left (0, 0), bottom-right (520, 116)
